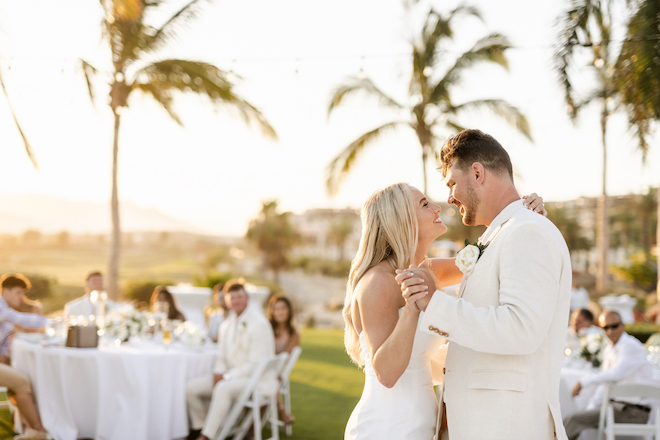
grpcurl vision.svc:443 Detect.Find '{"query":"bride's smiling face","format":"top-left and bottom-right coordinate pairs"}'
top-left (409, 186), bottom-right (447, 243)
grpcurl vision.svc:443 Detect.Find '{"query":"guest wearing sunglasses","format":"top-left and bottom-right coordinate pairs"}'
top-left (563, 310), bottom-right (654, 440)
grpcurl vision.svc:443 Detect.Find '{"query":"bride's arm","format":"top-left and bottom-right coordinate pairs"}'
top-left (424, 258), bottom-right (462, 287)
top-left (357, 272), bottom-right (421, 388)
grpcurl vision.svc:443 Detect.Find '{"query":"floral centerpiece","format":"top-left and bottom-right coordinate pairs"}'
top-left (178, 322), bottom-right (208, 347)
top-left (579, 332), bottom-right (606, 367)
top-left (103, 303), bottom-right (150, 342)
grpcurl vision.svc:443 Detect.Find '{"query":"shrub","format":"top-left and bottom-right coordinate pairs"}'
top-left (193, 272), bottom-right (236, 289)
top-left (613, 253), bottom-right (658, 293)
top-left (23, 273), bottom-right (54, 300)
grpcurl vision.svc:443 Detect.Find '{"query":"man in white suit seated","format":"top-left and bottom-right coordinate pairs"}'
top-left (186, 281), bottom-right (275, 440)
top-left (63, 271), bottom-right (115, 317)
top-left (563, 310), bottom-right (654, 440)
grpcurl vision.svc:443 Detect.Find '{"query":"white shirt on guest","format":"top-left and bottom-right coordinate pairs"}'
top-left (63, 294), bottom-right (116, 318)
top-left (581, 332), bottom-right (654, 409)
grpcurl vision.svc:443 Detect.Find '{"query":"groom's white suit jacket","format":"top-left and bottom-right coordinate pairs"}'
top-left (421, 200), bottom-right (571, 440)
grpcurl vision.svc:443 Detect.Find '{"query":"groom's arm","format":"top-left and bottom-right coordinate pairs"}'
top-left (418, 223), bottom-right (565, 355)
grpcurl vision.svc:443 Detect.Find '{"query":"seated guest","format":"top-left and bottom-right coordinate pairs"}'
top-left (0, 274), bottom-right (50, 439)
top-left (63, 271), bottom-right (114, 318)
top-left (267, 294), bottom-right (299, 425)
top-left (186, 282), bottom-right (275, 440)
top-left (206, 283), bottom-right (229, 342)
top-left (150, 286), bottom-right (185, 321)
top-left (566, 308), bottom-right (606, 353)
top-left (563, 310), bottom-right (654, 440)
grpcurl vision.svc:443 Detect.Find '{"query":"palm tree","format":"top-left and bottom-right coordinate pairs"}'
top-left (246, 201), bottom-right (301, 285)
top-left (615, 0), bottom-right (660, 297)
top-left (554, 0), bottom-right (619, 293)
top-left (83, 0), bottom-right (276, 299)
top-left (326, 5), bottom-right (530, 195)
top-left (0, 70), bottom-right (37, 167)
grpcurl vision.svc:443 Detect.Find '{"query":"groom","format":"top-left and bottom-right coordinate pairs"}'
top-left (397, 129), bottom-right (572, 440)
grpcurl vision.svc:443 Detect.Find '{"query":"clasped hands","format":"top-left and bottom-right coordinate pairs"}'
top-left (395, 264), bottom-right (436, 312)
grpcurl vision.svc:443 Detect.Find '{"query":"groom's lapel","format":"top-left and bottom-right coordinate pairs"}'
top-left (457, 276), bottom-right (468, 299)
top-left (457, 217), bottom-right (513, 299)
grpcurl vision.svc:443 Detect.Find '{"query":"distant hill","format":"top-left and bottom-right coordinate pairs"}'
top-left (0, 194), bottom-right (208, 234)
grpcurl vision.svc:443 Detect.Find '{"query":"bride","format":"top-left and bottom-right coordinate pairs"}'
top-left (343, 183), bottom-right (544, 439)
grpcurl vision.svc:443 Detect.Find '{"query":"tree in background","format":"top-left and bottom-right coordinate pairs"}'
top-left (554, 0), bottom-right (622, 293)
top-left (545, 205), bottom-right (592, 255)
top-left (327, 217), bottom-right (354, 262)
top-left (615, 0), bottom-right (660, 298)
top-left (82, 0), bottom-right (277, 299)
top-left (326, 4), bottom-right (530, 195)
top-left (246, 201), bottom-right (301, 284)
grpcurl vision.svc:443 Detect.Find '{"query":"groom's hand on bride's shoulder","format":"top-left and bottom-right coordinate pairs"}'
top-left (395, 266), bottom-right (435, 312)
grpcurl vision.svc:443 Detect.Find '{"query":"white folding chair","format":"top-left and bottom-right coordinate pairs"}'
top-left (597, 383), bottom-right (660, 440)
top-left (277, 346), bottom-right (302, 437)
top-left (214, 353), bottom-right (288, 440)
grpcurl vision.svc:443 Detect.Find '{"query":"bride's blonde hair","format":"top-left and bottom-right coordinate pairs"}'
top-left (343, 183), bottom-right (418, 366)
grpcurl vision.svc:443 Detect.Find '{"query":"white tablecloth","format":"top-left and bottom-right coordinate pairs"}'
top-left (12, 338), bottom-right (217, 440)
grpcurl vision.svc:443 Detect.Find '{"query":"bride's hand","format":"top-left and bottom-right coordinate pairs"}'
top-left (522, 193), bottom-right (547, 217)
top-left (396, 265), bottom-right (432, 312)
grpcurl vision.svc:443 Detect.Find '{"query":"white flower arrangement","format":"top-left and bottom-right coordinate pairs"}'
top-left (179, 322), bottom-right (208, 347)
top-left (103, 303), bottom-right (149, 341)
top-left (579, 332), bottom-right (605, 366)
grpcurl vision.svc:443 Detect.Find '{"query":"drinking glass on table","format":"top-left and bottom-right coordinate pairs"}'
top-left (162, 320), bottom-right (172, 345)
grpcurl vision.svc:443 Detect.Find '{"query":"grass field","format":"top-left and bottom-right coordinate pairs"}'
top-left (0, 328), bottom-right (363, 440)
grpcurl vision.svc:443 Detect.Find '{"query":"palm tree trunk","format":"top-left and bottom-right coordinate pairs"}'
top-left (656, 183), bottom-right (660, 302)
top-left (596, 103), bottom-right (609, 293)
top-left (108, 111), bottom-right (122, 301)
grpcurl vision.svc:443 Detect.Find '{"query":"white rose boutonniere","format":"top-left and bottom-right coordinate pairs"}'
top-left (455, 239), bottom-right (489, 276)
top-left (239, 321), bottom-right (247, 334)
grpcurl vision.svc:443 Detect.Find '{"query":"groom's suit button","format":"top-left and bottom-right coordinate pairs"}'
top-left (428, 326), bottom-right (449, 337)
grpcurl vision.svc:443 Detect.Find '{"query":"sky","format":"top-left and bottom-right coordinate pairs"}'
top-left (0, 0), bottom-right (658, 237)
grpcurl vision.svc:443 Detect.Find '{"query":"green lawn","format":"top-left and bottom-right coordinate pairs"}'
top-left (0, 328), bottom-right (363, 440)
top-left (285, 329), bottom-right (363, 439)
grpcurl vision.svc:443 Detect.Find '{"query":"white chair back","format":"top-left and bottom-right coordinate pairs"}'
top-left (597, 383), bottom-right (660, 440)
top-left (277, 346), bottom-right (302, 436)
top-left (214, 353), bottom-right (288, 440)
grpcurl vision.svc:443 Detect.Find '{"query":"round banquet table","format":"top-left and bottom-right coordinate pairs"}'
top-left (12, 337), bottom-right (217, 440)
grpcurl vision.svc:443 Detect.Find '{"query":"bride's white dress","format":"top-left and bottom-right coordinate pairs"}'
top-left (345, 311), bottom-right (439, 440)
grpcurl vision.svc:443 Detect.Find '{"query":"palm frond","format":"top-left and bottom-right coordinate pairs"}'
top-left (553, 0), bottom-right (602, 119)
top-left (0, 71), bottom-right (37, 168)
top-left (428, 33), bottom-right (511, 105)
top-left (134, 59), bottom-right (276, 138)
top-left (453, 99), bottom-right (532, 141)
top-left (326, 121), bottom-right (407, 195)
top-left (134, 83), bottom-right (183, 125)
top-left (143, 0), bottom-right (208, 54)
top-left (327, 76), bottom-right (404, 117)
top-left (81, 59), bottom-right (99, 105)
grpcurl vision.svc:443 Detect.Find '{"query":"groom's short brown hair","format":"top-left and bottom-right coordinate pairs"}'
top-left (438, 129), bottom-right (513, 180)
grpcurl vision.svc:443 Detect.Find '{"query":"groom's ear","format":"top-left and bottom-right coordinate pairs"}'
top-left (471, 162), bottom-right (486, 186)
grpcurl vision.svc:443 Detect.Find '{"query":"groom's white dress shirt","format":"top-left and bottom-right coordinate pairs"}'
top-left (421, 200), bottom-right (572, 440)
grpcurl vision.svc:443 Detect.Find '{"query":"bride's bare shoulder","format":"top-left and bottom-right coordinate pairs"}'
top-left (355, 262), bottom-right (400, 303)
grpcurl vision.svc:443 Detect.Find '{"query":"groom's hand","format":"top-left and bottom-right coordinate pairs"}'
top-left (395, 266), bottom-right (436, 312)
